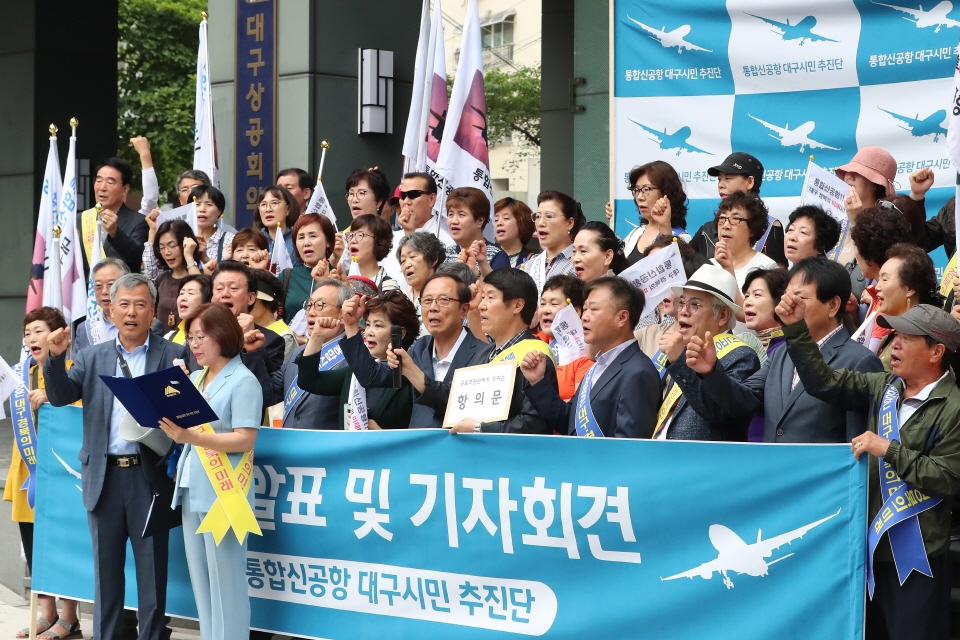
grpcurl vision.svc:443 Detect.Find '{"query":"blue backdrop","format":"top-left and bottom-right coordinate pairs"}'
top-left (33, 406), bottom-right (867, 638)
top-left (613, 0), bottom-right (959, 273)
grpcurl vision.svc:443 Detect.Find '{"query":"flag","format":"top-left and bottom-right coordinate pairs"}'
top-left (27, 133), bottom-right (62, 314)
top-left (157, 202), bottom-right (199, 235)
top-left (434, 0), bottom-right (494, 241)
top-left (423, 0), bottom-right (447, 173)
top-left (946, 40), bottom-right (960, 286)
top-left (401, 0), bottom-right (431, 171)
top-left (270, 229), bottom-right (293, 274)
top-left (193, 16), bottom-right (219, 187)
top-left (57, 129), bottom-right (87, 325)
top-left (303, 176), bottom-right (338, 231)
top-left (551, 304), bottom-right (589, 366)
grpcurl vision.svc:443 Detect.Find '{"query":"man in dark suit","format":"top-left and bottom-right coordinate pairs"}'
top-left (179, 261), bottom-right (285, 374)
top-left (392, 268), bottom-right (558, 433)
top-left (265, 279), bottom-right (351, 429)
top-left (686, 257), bottom-right (884, 442)
top-left (344, 273), bottom-right (486, 428)
top-left (521, 276), bottom-right (660, 437)
top-left (80, 158), bottom-right (150, 276)
top-left (44, 273), bottom-right (180, 640)
top-left (653, 264), bottom-right (761, 441)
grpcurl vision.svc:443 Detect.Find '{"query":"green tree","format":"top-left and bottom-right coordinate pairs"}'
top-left (117, 0), bottom-right (205, 199)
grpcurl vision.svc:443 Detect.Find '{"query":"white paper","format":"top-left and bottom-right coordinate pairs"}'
top-left (799, 160), bottom-right (849, 225)
top-left (617, 242), bottom-right (686, 318)
top-left (551, 304), bottom-right (589, 365)
top-left (443, 361), bottom-right (517, 427)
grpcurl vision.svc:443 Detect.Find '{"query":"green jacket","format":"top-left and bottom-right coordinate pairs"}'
top-left (295, 351), bottom-right (415, 430)
top-left (784, 320), bottom-right (960, 560)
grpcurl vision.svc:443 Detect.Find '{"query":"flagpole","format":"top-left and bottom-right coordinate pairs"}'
top-left (50, 225), bottom-right (63, 315)
top-left (318, 140), bottom-right (330, 181)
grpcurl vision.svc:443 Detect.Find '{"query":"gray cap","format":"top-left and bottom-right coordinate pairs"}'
top-left (877, 304), bottom-right (960, 352)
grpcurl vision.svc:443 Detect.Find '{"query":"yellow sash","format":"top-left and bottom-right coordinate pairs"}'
top-left (939, 252), bottom-right (957, 300)
top-left (652, 334), bottom-right (746, 438)
top-left (491, 339), bottom-right (556, 365)
top-left (192, 423), bottom-right (261, 545)
top-left (80, 205), bottom-right (101, 266)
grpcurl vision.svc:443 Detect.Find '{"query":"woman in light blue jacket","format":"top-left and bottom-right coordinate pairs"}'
top-left (160, 303), bottom-right (262, 640)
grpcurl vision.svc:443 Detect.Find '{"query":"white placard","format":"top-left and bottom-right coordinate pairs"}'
top-left (617, 242), bottom-right (686, 318)
top-left (442, 361), bottom-right (516, 428)
top-left (551, 303), bottom-right (589, 366)
top-left (799, 160), bottom-right (849, 225)
top-left (157, 202), bottom-right (198, 235)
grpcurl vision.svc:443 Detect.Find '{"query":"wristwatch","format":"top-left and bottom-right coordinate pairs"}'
top-left (473, 421), bottom-right (482, 433)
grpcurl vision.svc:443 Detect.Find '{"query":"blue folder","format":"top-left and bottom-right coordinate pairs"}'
top-left (99, 366), bottom-right (219, 429)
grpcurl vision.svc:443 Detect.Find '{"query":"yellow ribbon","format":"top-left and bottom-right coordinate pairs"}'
top-left (939, 252), bottom-right (957, 300)
top-left (652, 333), bottom-right (746, 438)
top-left (492, 339), bottom-right (556, 365)
top-left (192, 423), bottom-right (262, 545)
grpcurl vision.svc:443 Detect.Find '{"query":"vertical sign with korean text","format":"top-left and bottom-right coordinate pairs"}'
top-left (236, 0), bottom-right (276, 230)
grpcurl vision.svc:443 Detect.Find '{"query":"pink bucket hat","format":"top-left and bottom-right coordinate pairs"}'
top-left (834, 146), bottom-right (897, 197)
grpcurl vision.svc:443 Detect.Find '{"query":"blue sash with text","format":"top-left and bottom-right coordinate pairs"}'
top-left (574, 369), bottom-right (603, 437)
top-left (283, 339), bottom-right (345, 422)
top-left (651, 349), bottom-right (669, 380)
top-left (10, 361), bottom-right (38, 508)
top-left (867, 382), bottom-right (942, 597)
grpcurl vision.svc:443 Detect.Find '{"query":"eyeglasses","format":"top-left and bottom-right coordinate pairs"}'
top-left (258, 200), bottom-right (283, 210)
top-left (629, 185), bottom-right (659, 197)
top-left (399, 189), bottom-right (428, 201)
top-left (158, 242), bottom-right (179, 254)
top-left (878, 200), bottom-right (904, 215)
top-left (533, 212), bottom-right (561, 222)
top-left (178, 185), bottom-right (195, 194)
top-left (420, 295), bottom-right (466, 308)
top-left (303, 300), bottom-right (330, 311)
top-left (345, 189), bottom-right (369, 201)
top-left (185, 334), bottom-right (208, 345)
top-left (717, 215), bottom-right (747, 226)
top-left (676, 299), bottom-right (709, 313)
top-left (345, 231), bottom-right (371, 242)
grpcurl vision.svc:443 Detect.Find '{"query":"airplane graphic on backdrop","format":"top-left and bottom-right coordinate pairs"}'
top-left (662, 510), bottom-right (841, 589)
top-left (626, 16), bottom-right (712, 53)
top-left (748, 114), bottom-right (841, 153)
top-left (629, 119), bottom-right (714, 156)
top-left (52, 448), bottom-right (82, 492)
top-left (745, 13), bottom-right (838, 45)
top-left (879, 107), bottom-right (949, 141)
top-left (871, 1), bottom-right (960, 32)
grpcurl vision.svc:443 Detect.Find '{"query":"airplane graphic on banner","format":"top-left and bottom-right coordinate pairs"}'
top-left (625, 17), bottom-right (712, 53)
top-left (745, 13), bottom-right (838, 45)
top-left (879, 107), bottom-right (949, 141)
top-left (629, 119), bottom-right (714, 156)
top-left (661, 510), bottom-right (841, 589)
top-left (748, 114), bottom-right (840, 153)
top-left (871, 0), bottom-right (960, 32)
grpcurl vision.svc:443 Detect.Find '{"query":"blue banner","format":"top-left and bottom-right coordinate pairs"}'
top-left (235, 0), bottom-right (277, 230)
top-left (33, 405), bottom-right (867, 638)
top-left (612, 0), bottom-right (958, 274)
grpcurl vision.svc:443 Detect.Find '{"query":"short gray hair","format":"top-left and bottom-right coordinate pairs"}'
top-left (313, 278), bottom-right (352, 308)
top-left (176, 169), bottom-right (211, 189)
top-left (110, 273), bottom-right (158, 306)
top-left (436, 260), bottom-right (478, 286)
top-left (396, 231), bottom-right (447, 268)
top-left (92, 257), bottom-right (130, 277)
top-left (712, 297), bottom-right (733, 331)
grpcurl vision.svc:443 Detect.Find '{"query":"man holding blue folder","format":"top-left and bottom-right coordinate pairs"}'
top-left (44, 273), bottom-right (181, 640)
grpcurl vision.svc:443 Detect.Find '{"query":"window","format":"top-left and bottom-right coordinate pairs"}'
top-left (480, 12), bottom-right (515, 66)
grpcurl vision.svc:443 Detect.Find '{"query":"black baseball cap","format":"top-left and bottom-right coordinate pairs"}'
top-left (708, 152), bottom-right (764, 186)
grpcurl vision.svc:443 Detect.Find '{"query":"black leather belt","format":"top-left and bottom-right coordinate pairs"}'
top-left (107, 454), bottom-right (140, 467)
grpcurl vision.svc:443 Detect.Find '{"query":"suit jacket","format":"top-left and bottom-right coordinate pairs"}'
top-left (341, 330), bottom-right (488, 428)
top-left (43, 336), bottom-right (181, 510)
top-left (78, 203), bottom-right (149, 276)
top-left (295, 347), bottom-right (414, 429)
top-left (664, 341), bottom-right (761, 441)
top-left (417, 330), bottom-right (559, 434)
top-left (699, 326), bottom-right (884, 443)
top-left (72, 316), bottom-right (165, 352)
top-left (526, 341), bottom-right (659, 438)
top-left (262, 344), bottom-right (344, 430)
